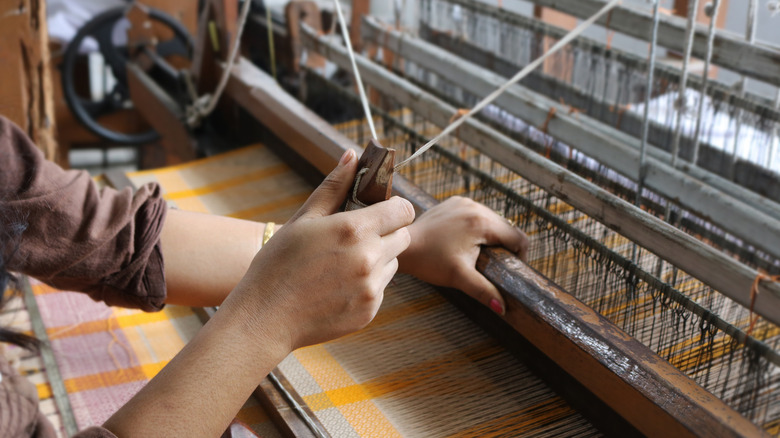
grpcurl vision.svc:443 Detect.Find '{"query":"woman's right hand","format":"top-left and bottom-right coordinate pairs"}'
top-left (103, 149), bottom-right (414, 438)
top-left (221, 148), bottom-right (415, 353)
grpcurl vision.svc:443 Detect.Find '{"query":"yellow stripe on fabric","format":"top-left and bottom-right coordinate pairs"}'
top-left (128, 145), bottom-right (266, 177)
top-left (154, 168), bottom-right (193, 195)
top-left (163, 164), bottom-right (290, 201)
top-left (140, 361), bottom-right (168, 379)
top-left (294, 347), bottom-right (401, 437)
top-left (294, 345), bottom-right (357, 392)
top-left (228, 193), bottom-right (311, 220)
top-left (46, 306), bottom-right (193, 340)
top-left (36, 360), bottom-right (170, 398)
top-left (340, 400), bottom-right (401, 438)
top-left (299, 341), bottom-right (502, 409)
top-left (444, 398), bottom-right (572, 438)
top-left (36, 383), bottom-right (53, 401)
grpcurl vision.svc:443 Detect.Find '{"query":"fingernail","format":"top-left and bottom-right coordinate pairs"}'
top-left (339, 149), bottom-right (355, 166)
top-left (489, 299), bottom-right (505, 316)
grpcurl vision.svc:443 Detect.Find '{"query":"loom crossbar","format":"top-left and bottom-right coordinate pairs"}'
top-left (415, 21), bottom-right (780, 207)
top-left (503, 0), bottom-right (780, 88)
top-left (300, 25), bottom-right (780, 329)
top-left (360, 17), bottom-right (780, 265)
top-left (222, 56), bottom-right (769, 438)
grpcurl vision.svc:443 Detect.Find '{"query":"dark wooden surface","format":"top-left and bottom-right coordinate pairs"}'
top-left (353, 139), bottom-right (395, 205)
top-left (126, 62), bottom-right (196, 165)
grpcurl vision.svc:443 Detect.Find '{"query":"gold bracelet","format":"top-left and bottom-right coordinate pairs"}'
top-left (262, 222), bottom-right (276, 246)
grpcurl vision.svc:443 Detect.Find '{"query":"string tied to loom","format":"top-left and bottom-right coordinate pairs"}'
top-left (747, 273), bottom-right (780, 337)
top-left (393, 0), bottom-right (622, 172)
top-left (349, 168), bottom-right (370, 209)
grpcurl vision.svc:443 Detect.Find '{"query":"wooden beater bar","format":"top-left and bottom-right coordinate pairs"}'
top-left (221, 56), bottom-right (768, 437)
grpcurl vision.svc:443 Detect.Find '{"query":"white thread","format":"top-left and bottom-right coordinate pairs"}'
top-left (350, 167), bottom-right (370, 208)
top-left (186, 0), bottom-right (252, 127)
top-left (394, 0), bottom-right (621, 172)
top-left (333, 0), bottom-right (378, 140)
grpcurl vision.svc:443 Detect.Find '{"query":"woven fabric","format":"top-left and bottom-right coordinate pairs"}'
top-left (127, 144), bottom-right (315, 436)
top-left (277, 275), bottom-right (596, 438)
top-left (28, 279), bottom-right (201, 429)
top-left (128, 144), bottom-right (312, 221)
top-left (4, 144), bottom-right (314, 436)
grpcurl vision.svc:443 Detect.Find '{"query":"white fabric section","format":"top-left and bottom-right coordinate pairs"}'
top-left (635, 89), bottom-right (780, 172)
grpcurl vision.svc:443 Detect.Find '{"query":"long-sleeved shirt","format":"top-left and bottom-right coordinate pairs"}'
top-left (0, 115), bottom-right (167, 437)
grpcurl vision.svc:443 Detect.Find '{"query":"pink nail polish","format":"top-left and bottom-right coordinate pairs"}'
top-left (489, 299), bottom-right (505, 316)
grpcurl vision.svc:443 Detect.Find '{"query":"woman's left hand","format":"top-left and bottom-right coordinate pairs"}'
top-left (398, 196), bottom-right (528, 316)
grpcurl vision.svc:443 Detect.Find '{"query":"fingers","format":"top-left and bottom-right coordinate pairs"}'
top-left (484, 212), bottom-right (530, 262)
top-left (290, 149), bottom-right (358, 222)
top-left (454, 261), bottom-right (506, 316)
top-left (352, 196), bottom-right (416, 236)
top-left (380, 227), bottom-right (412, 265)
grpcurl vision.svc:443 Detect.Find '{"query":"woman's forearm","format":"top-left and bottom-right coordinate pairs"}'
top-left (102, 298), bottom-right (288, 437)
top-left (160, 209), bottom-right (270, 307)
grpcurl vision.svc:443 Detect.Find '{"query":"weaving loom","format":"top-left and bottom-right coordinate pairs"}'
top-left (59, 0), bottom-right (780, 436)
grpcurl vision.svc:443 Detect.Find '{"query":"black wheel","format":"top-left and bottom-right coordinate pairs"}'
top-left (61, 6), bottom-right (193, 145)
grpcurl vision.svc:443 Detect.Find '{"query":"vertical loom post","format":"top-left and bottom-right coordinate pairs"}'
top-left (727, 0), bottom-right (758, 178)
top-left (632, 0), bottom-right (661, 263)
top-left (670, 0), bottom-right (699, 167)
top-left (689, 0), bottom-right (721, 166)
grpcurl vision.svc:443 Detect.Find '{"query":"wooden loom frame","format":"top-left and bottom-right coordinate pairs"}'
top-left (220, 57), bottom-right (767, 437)
top-left (121, 1), bottom-right (773, 436)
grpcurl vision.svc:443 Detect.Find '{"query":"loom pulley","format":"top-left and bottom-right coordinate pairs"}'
top-left (61, 5), bottom-right (193, 145)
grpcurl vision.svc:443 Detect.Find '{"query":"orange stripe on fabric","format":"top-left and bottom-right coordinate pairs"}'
top-left (163, 164), bottom-right (290, 201)
top-left (36, 361), bottom-right (169, 398)
top-left (298, 340), bottom-right (501, 412)
top-left (340, 400), bottom-right (401, 437)
top-left (228, 193), bottom-right (311, 220)
top-left (128, 144), bottom-right (266, 177)
top-left (46, 306), bottom-right (194, 340)
top-left (36, 383), bottom-right (53, 400)
top-left (332, 341), bottom-right (502, 406)
top-left (444, 398), bottom-right (572, 438)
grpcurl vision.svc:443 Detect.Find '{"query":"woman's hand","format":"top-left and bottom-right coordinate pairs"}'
top-left (223, 148), bottom-right (415, 351)
top-left (398, 196), bottom-right (528, 316)
top-left (104, 149), bottom-right (415, 438)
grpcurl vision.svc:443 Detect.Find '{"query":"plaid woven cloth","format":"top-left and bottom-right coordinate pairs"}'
top-left (19, 143), bottom-right (314, 436)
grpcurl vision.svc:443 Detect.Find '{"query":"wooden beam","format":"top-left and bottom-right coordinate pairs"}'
top-left (222, 58), bottom-right (769, 437)
top-left (520, 0), bottom-right (780, 87)
top-left (348, 0), bottom-right (370, 51)
top-left (359, 18), bottom-right (780, 266)
top-left (300, 27), bottom-right (780, 326)
top-left (0, 0), bottom-right (58, 161)
top-left (126, 62), bottom-right (196, 164)
top-left (533, 5), bottom-right (576, 80)
top-left (437, 0), bottom-right (780, 120)
top-left (417, 22), bottom-right (780, 206)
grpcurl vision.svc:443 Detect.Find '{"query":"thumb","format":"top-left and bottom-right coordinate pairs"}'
top-left (290, 149), bottom-right (358, 221)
